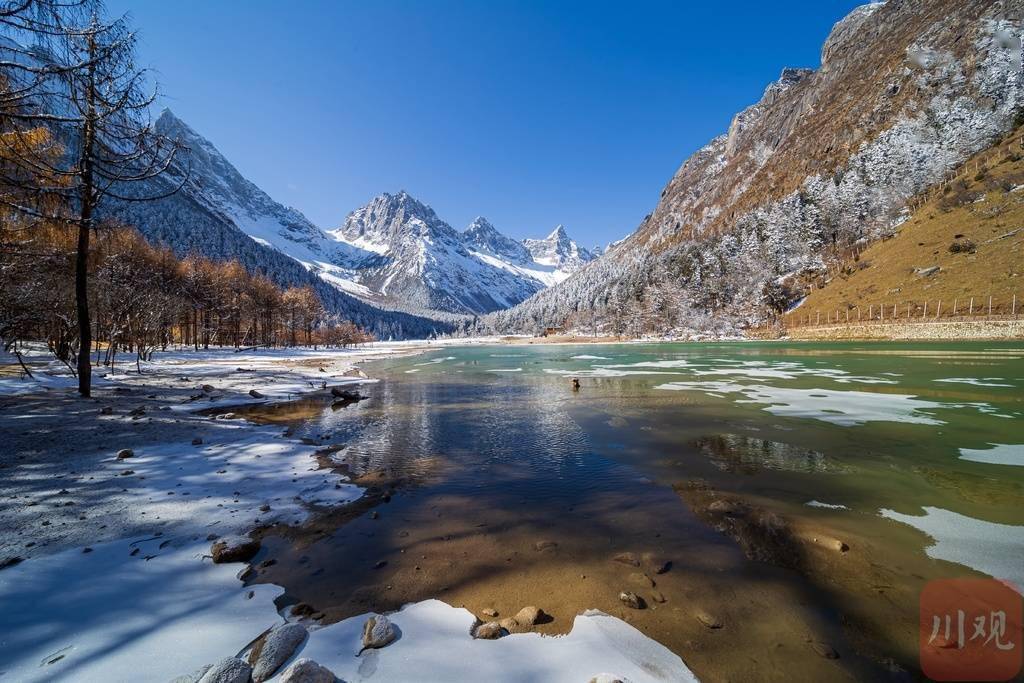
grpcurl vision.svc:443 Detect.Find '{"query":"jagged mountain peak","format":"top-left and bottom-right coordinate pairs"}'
top-left (523, 225), bottom-right (594, 270)
top-left (546, 224), bottom-right (569, 240)
top-left (336, 190), bottom-right (454, 245)
top-left (463, 216), bottom-right (532, 264)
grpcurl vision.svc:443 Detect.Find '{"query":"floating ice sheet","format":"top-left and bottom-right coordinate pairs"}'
top-left (959, 443), bottom-right (1024, 466)
top-left (881, 507), bottom-right (1024, 592)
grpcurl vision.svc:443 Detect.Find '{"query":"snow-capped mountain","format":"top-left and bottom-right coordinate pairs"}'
top-left (461, 217), bottom-right (595, 288)
top-left (327, 192), bottom-right (596, 312)
top-left (523, 225), bottom-right (595, 271)
top-left (463, 216), bottom-right (533, 264)
top-left (327, 191), bottom-right (546, 314)
top-left (153, 111), bottom-right (336, 265)
top-left (144, 112), bottom-right (595, 316)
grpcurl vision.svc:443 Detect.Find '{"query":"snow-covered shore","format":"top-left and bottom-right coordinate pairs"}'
top-left (0, 342), bottom-right (696, 682)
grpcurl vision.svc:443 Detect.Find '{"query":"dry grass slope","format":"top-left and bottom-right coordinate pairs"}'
top-left (786, 125), bottom-right (1024, 324)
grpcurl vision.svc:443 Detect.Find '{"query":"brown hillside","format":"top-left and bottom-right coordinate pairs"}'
top-left (785, 126), bottom-right (1024, 324)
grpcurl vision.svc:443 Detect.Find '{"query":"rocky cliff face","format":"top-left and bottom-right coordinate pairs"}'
top-left (491, 0), bottom-right (1024, 334)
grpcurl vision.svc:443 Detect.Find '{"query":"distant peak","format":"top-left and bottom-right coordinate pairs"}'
top-left (547, 224), bottom-right (568, 240)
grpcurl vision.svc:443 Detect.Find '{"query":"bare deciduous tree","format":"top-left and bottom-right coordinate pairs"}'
top-left (0, 1), bottom-right (188, 395)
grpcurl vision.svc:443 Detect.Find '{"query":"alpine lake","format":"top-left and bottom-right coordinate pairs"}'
top-left (237, 341), bottom-right (1024, 681)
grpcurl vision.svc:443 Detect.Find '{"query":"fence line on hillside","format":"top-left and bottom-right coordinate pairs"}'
top-left (751, 293), bottom-right (1022, 333)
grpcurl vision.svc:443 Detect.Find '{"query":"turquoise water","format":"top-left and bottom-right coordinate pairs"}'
top-left (250, 341), bottom-right (1024, 678)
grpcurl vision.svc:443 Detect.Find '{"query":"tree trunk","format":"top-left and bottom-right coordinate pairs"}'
top-left (75, 219), bottom-right (91, 396)
top-left (75, 31), bottom-right (98, 398)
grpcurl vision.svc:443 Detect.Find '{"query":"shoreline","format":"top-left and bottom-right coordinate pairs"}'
top-left (0, 340), bottom-right (697, 682)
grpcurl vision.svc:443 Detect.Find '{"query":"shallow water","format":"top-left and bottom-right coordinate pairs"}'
top-left (244, 341), bottom-right (1024, 681)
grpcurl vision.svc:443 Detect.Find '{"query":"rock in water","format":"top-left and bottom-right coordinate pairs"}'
top-left (474, 621), bottom-right (504, 639)
top-left (694, 609), bottom-right (723, 629)
top-left (641, 552), bottom-right (671, 574)
top-left (628, 572), bottom-right (655, 587)
top-left (330, 387), bottom-right (362, 400)
top-left (810, 641), bottom-right (840, 659)
top-left (278, 658), bottom-right (336, 683)
top-left (514, 605), bottom-right (545, 626)
top-left (248, 389), bottom-right (265, 399)
top-left (360, 614), bottom-right (396, 653)
top-left (611, 552), bottom-right (640, 567)
top-left (210, 536), bottom-right (261, 564)
top-left (197, 657), bottom-right (251, 683)
top-left (251, 623), bottom-right (308, 682)
top-left (618, 591), bottom-right (644, 609)
top-left (116, 448), bottom-right (134, 459)
top-left (201, 384), bottom-right (215, 393)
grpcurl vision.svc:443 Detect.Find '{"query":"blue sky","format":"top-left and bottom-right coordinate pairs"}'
top-left (106, 0), bottom-right (863, 247)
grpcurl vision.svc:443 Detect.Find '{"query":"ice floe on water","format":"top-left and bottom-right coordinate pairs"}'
top-left (692, 367), bottom-right (803, 380)
top-left (934, 377), bottom-right (1014, 388)
top-left (881, 507), bottom-right (1024, 593)
top-left (597, 360), bottom-right (691, 369)
top-left (656, 381), bottom-right (950, 426)
top-left (806, 500), bottom-right (849, 510)
top-left (583, 358), bottom-right (895, 385)
top-left (958, 443), bottom-right (1024, 466)
top-left (415, 356), bottom-right (457, 366)
top-left (544, 368), bottom-right (677, 378)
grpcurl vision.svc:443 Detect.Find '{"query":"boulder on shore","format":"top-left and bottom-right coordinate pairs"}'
top-left (514, 605), bottom-right (545, 626)
top-left (251, 623), bottom-right (308, 682)
top-left (359, 614), bottom-right (396, 653)
top-left (196, 657), bottom-right (251, 683)
top-left (278, 658), bottom-right (336, 683)
top-left (210, 536), bottom-right (260, 564)
top-left (473, 621), bottom-right (504, 639)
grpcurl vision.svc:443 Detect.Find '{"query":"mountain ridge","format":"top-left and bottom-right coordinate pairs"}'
top-left (490, 0), bottom-right (1024, 335)
top-left (148, 113), bottom-right (596, 317)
